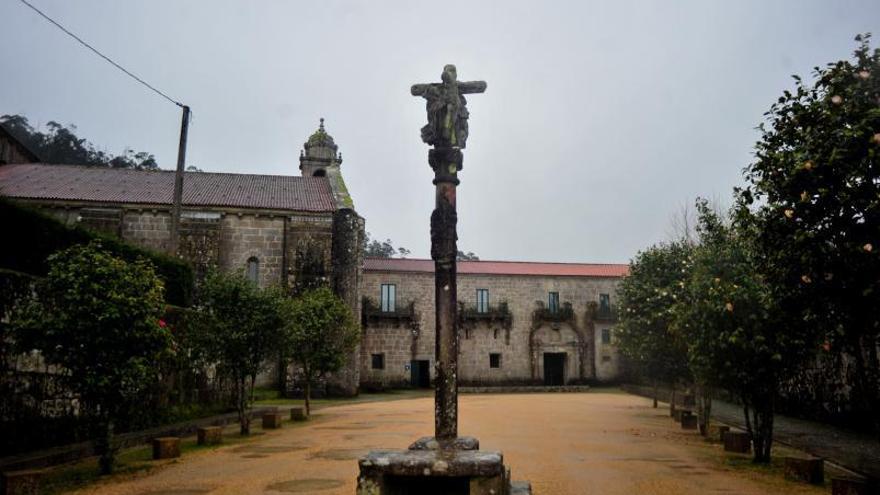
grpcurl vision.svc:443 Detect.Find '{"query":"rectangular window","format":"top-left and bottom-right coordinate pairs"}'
top-left (599, 293), bottom-right (611, 313)
top-left (489, 353), bottom-right (501, 369)
top-left (380, 284), bottom-right (396, 312)
top-left (371, 353), bottom-right (385, 370)
top-left (476, 289), bottom-right (489, 313)
top-left (548, 291), bottom-right (559, 313)
top-left (601, 328), bottom-right (612, 344)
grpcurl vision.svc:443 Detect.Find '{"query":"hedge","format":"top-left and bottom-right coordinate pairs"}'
top-left (0, 200), bottom-right (193, 306)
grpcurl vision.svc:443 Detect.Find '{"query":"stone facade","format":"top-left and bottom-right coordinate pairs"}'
top-left (359, 260), bottom-right (626, 389)
top-left (0, 121), bottom-right (364, 395)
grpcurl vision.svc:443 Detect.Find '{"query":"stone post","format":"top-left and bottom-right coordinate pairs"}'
top-left (429, 147), bottom-right (462, 441)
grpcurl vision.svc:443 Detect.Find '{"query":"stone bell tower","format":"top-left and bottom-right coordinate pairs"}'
top-left (300, 118), bottom-right (353, 209)
top-left (300, 118), bottom-right (342, 178)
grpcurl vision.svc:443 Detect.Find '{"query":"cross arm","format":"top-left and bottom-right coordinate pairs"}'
top-left (458, 81), bottom-right (487, 94)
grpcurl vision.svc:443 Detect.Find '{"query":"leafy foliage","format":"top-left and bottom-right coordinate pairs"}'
top-left (676, 202), bottom-right (815, 462)
top-left (12, 242), bottom-right (171, 473)
top-left (1, 114), bottom-right (158, 169)
top-left (0, 199), bottom-right (193, 306)
top-left (616, 240), bottom-right (692, 401)
top-left (195, 271), bottom-right (285, 434)
top-left (737, 34), bottom-right (880, 433)
top-left (283, 287), bottom-right (359, 414)
top-left (363, 232), bottom-right (410, 258)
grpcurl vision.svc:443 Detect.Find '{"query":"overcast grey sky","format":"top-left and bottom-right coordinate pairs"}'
top-left (2, 1), bottom-right (878, 263)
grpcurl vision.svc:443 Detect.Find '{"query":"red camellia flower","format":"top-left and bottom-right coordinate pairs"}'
top-left (158, 319), bottom-right (167, 328)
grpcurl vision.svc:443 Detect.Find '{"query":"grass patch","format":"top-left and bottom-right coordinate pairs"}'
top-left (254, 388), bottom-right (431, 410)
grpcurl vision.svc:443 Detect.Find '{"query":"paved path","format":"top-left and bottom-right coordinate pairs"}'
top-left (709, 399), bottom-right (880, 480)
top-left (74, 392), bottom-right (833, 495)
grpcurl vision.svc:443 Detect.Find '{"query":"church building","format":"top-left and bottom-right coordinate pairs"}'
top-left (0, 120), bottom-right (364, 395)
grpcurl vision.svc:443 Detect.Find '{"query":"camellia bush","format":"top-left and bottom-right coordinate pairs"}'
top-left (13, 242), bottom-right (172, 473)
top-left (196, 271), bottom-right (285, 435)
top-left (737, 34), bottom-right (880, 433)
top-left (616, 240), bottom-right (693, 412)
top-left (283, 287), bottom-right (359, 415)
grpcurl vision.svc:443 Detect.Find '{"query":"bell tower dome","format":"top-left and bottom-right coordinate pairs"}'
top-left (299, 118), bottom-right (342, 178)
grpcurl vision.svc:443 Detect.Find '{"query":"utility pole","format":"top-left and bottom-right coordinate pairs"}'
top-left (169, 105), bottom-right (190, 255)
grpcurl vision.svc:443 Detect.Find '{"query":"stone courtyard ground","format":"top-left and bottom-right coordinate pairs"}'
top-left (64, 390), bottom-right (840, 495)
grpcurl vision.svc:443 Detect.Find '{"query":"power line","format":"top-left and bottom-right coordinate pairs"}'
top-left (18, 0), bottom-right (183, 108)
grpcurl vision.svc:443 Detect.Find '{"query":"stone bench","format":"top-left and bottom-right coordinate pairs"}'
top-left (152, 437), bottom-right (181, 460)
top-left (723, 431), bottom-right (751, 453)
top-left (783, 457), bottom-right (823, 484)
top-left (1, 469), bottom-right (42, 495)
top-left (197, 426), bottom-right (223, 446)
top-left (262, 411), bottom-right (284, 429)
top-left (290, 407), bottom-right (307, 421)
top-left (680, 411), bottom-right (698, 430)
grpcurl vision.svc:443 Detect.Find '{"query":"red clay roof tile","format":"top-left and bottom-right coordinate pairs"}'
top-left (364, 257), bottom-right (629, 278)
top-left (0, 163), bottom-right (335, 212)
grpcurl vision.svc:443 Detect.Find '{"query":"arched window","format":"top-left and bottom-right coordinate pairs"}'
top-left (246, 257), bottom-right (259, 285)
top-left (312, 169), bottom-right (326, 177)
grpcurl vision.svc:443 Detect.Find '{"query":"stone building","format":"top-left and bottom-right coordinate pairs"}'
top-left (0, 120), bottom-right (364, 395)
top-left (359, 258), bottom-right (628, 389)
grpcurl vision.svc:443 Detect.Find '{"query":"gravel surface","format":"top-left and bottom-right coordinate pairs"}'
top-left (72, 392), bottom-right (831, 495)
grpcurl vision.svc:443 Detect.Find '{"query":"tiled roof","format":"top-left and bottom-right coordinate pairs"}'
top-left (364, 258), bottom-right (629, 278)
top-left (0, 163), bottom-right (335, 212)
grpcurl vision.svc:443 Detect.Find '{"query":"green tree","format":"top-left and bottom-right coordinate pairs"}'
top-left (737, 34), bottom-right (880, 433)
top-left (616, 240), bottom-right (693, 413)
top-left (13, 242), bottom-right (171, 473)
top-left (283, 287), bottom-right (359, 415)
top-left (197, 272), bottom-right (284, 434)
top-left (1, 114), bottom-right (158, 169)
top-left (676, 202), bottom-right (814, 463)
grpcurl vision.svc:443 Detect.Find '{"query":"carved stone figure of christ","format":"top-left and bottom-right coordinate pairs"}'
top-left (411, 65), bottom-right (487, 149)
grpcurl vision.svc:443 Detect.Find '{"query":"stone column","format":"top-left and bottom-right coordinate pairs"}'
top-left (328, 208), bottom-right (363, 396)
top-left (429, 147), bottom-right (462, 440)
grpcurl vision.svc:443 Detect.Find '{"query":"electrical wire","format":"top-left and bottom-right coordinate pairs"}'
top-left (17, 0), bottom-right (184, 108)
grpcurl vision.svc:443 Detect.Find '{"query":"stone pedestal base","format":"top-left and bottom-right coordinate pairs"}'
top-left (357, 437), bottom-right (530, 495)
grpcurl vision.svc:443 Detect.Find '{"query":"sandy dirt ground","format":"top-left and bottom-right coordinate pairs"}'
top-left (72, 392), bottom-right (829, 495)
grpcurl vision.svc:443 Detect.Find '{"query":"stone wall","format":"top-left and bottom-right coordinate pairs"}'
top-left (360, 269), bottom-right (623, 387)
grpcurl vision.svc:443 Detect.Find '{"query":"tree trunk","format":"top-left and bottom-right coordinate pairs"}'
top-left (305, 379), bottom-right (311, 416)
top-left (652, 380), bottom-right (659, 408)
top-left (670, 383), bottom-right (677, 417)
top-left (95, 417), bottom-right (116, 474)
top-left (238, 378), bottom-right (250, 435)
top-left (697, 385), bottom-right (712, 436)
top-left (750, 393), bottom-right (774, 463)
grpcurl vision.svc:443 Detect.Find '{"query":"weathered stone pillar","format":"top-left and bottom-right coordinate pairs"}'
top-left (327, 208), bottom-right (364, 396)
top-left (429, 147), bottom-right (462, 440)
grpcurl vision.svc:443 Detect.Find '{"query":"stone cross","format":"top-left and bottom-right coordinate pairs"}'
top-left (411, 64), bottom-right (487, 150)
top-left (412, 65), bottom-right (486, 442)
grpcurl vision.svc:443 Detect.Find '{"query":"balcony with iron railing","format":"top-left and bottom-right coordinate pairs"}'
top-left (532, 301), bottom-right (575, 325)
top-left (361, 297), bottom-right (418, 328)
top-left (459, 301), bottom-right (513, 328)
